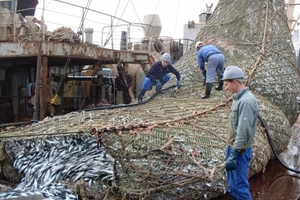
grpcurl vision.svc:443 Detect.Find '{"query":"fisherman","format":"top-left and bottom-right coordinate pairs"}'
top-left (138, 53), bottom-right (181, 103)
top-left (222, 66), bottom-right (259, 200)
top-left (195, 41), bottom-right (225, 98)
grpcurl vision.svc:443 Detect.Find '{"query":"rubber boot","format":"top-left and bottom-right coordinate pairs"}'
top-left (215, 80), bottom-right (223, 91)
top-left (201, 83), bottom-right (212, 99)
top-left (138, 90), bottom-right (146, 104)
top-left (215, 75), bottom-right (223, 90)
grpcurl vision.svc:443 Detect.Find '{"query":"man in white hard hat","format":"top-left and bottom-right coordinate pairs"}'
top-left (195, 41), bottom-right (225, 98)
top-left (222, 66), bottom-right (258, 200)
top-left (137, 53), bottom-right (181, 103)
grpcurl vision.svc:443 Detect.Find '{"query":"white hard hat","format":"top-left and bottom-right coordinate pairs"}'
top-left (195, 41), bottom-right (204, 49)
top-left (161, 53), bottom-right (172, 64)
top-left (221, 66), bottom-right (245, 80)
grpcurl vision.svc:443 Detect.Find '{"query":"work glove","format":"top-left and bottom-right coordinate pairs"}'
top-left (226, 148), bottom-right (239, 171)
top-left (156, 80), bottom-right (162, 92)
top-left (200, 65), bottom-right (205, 71)
top-left (176, 80), bottom-right (181, 89)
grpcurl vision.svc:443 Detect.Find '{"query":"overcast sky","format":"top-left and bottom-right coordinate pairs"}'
top-left (34, 0), bottom-right (219, 43)
top-left (34, 0), bottom-right (300, 48)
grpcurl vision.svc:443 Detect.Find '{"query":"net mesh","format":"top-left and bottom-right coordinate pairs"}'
top-left (0, 87), bottom-right (291, 199)
top-left (99, 88), bottom-right (290, 199)
top-left (189, 0), bottom-right (300, 125)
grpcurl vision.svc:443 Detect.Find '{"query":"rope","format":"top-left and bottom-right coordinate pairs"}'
top-left (173, 0), bottom-right (181, 38)
top-left (245, 3), bottom-right (268, 87)
top-left (103, 0), bottom-right (127, 47)
top-left (0, 142), bottom-right (6, 162)
top-left (77, 0), bottom-right (93, 35)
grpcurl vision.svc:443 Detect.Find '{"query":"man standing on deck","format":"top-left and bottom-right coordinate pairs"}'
top-left (137, 53), bottom-right (181, 103)
top-left (222, 66), bottom-right (258, 200)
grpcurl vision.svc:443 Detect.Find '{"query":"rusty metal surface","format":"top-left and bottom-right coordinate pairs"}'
top-left (0, 40), bottom-right (150, 121)
top-left (0, 41), bottom-right (149, 64)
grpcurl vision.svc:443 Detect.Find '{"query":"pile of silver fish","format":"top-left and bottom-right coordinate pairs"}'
top-left (1, 135), bottom-right (114, 199)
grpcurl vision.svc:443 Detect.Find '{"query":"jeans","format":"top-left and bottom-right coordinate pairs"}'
top-left (141, 74), bottom-right (171, 91)
top-left (226, 146), bottom-right (252, 200)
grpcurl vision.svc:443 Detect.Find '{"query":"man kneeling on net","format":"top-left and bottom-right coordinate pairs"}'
top-left (138, 53), bottom-right (181, 103)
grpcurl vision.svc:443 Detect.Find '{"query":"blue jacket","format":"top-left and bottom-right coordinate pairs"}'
top-left (196, 45), bottom-right (222, 70)
top-left (146, 61), bottom-right (181, 83)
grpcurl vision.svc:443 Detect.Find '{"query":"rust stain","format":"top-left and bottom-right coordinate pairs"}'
top-left (0, 41), bottom-right (149, 64)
